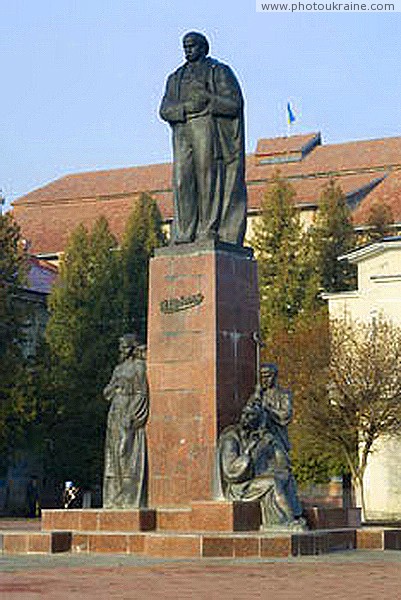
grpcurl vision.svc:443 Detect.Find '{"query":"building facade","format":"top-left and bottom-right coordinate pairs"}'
top-left (325, 238), bottom-right (401, 521)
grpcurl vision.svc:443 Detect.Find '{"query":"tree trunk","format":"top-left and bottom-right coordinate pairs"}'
top-left (353, 474), bottom-right (366, 522)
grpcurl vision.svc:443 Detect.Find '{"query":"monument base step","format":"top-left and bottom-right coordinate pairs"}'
top-left (69, 529), bottom-right (358, 557)
top-left (71, 530), bottom-right (292, 558)
top-left (3, 527), bottom-right (401, 557)
top-left (41, 505), bottom-right (360, 534)
top-left (41, 501), bottom-right (262, 534)
top-left (0, 531), bottom-right (71, 554)
top-left (356, 527), bottom-right (401, 550)
top-left (41, 508), bottom-right (157, 533)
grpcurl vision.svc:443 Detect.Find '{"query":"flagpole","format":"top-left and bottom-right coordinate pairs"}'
top-left (286, 102), bottom-right (290, 138)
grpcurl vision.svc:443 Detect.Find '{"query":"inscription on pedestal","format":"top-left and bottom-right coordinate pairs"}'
top-left (160, 293), bottom-right (204, 314)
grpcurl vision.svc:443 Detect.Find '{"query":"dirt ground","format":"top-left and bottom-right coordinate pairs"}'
top-left (1, 553), bottom-right (401, 599)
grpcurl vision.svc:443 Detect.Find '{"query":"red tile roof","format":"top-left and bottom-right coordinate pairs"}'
top-left (12, 132), bottom-right (401, 254)
top-left (352, 170), bottom-right (401, 225)
top-left (255, 132), bottom-right (320, 156)
top-left (247, 136), bottom-right (401, 180)
top-left (17, 163), bottom-right (173, 205)
top-left (247, 172), bottom-right (385, 211)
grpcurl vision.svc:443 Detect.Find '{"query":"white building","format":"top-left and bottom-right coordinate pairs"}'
top-left (324, 237), bottom-right (401, 521)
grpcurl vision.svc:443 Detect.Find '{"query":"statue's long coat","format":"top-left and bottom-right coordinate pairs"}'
top-left (160, 57), bottom-right (247, 245)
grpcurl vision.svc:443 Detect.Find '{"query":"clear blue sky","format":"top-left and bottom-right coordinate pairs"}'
top-left (1, 1), bottom-right (401, 209)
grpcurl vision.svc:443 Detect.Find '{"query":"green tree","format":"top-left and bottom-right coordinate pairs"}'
top-left (277, 181), bottom-right (357, 483)
top-left (252, 178), bottom-right (358, 484)
top-left (0, 216), bottom-right (50, 480)
top-left (311, 180), bottom-right (356, 293)
top-left (45, 217), bottom-right (124, 486)
top-left (120, 193), bottom-right (166, 340)
top-left (251, 175), bottom-right (320, 340)
top-left (44, 196), bottom-right (165, 487)
top-left (0, 213), bottom-right (29, 471)
top-left (0, 213), bottom-right (26, 357)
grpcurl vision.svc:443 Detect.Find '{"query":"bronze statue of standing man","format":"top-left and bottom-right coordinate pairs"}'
top-left (160, 32), bottom-right (247, 246)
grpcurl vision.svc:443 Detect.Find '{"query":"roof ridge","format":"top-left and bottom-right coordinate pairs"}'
top-left (323, 133), bottom-right (401, 148)
top-left (65, 161), bottom-right (173, 179)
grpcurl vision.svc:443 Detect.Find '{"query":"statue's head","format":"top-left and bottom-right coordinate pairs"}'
top-left (119, 333), bottom-right (139, 359)
top-left (182, 31), bottom-right (209, 63)
top-left (260, 363), bottom-right (278, 390)
top-left (240, 399), bottom-right (265, 431)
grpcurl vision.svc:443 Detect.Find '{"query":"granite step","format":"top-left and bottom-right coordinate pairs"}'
top-left (41, 508), bottom-right (157, 533)
top-left (41, 501), bottom-right (262, 534)
top-left (70, 529), bottom-right (357, 558)
top-left (0, 531), bottom-right (71, 554)
top-left (3, 528), bottom-right (401, 557)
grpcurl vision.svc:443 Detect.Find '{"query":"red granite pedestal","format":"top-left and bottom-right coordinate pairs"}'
top-left (147, 241), bottom-right (260, 507)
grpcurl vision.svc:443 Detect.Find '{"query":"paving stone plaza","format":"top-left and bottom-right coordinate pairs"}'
top-left (1, 543), bottom-right (401, 600)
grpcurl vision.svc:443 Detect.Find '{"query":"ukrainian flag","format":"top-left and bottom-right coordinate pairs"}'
top-left (287, 102), bottom-right (296, 126)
